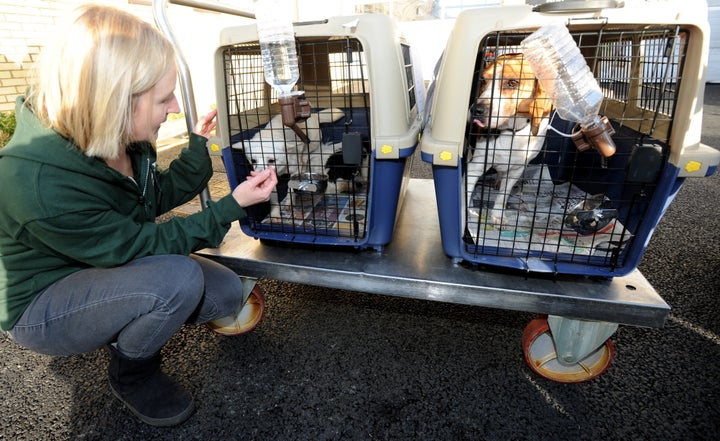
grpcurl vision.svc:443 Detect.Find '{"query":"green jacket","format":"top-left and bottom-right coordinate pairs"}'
top-left (0, 97), bottom-right (246, 330)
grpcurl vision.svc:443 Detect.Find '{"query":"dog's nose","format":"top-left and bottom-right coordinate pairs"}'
top-left (472, 103), bottom-right (490, 128)
top-left (473, 102), bottom-right (488, 118)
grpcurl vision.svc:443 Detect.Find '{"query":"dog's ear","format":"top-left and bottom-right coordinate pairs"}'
top-left (529, 80), bottom-right (553, 136)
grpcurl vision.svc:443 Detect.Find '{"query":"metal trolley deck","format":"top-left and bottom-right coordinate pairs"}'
top-left (197, 178), bottom-right (669, 330)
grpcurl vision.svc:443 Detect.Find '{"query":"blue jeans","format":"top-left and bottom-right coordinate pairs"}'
top-left (8, 254), bottom-right (243, 359)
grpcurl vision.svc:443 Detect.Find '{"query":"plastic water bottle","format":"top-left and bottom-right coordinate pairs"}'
top-left (255, 0), bottom-right (299, 96)
top-left (521, 23), bottom-right (603, 126)
top-left (521, 23), bottom-right (616, 157)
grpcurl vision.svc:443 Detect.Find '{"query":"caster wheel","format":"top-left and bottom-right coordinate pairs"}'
top-left (206, 286), bottom-right (266, 336)
top-left (522, 316), bottom-right (614, 383)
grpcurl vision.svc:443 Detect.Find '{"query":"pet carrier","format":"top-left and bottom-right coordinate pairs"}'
top-left (420, 0), bottom-right (718, 277)
top-left (212, 13), bottom-right (422, 250)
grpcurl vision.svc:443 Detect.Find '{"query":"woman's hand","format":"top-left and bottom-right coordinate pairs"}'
top-left (232, 168), bottom-right (278, 208)
top-left (193, 109), bottom-right (218, 138)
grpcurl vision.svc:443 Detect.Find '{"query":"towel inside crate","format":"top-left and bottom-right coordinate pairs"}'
top-left (467, 164), bottom-right (632, 259)
top-left (262, 192), bottom-right (367, 231)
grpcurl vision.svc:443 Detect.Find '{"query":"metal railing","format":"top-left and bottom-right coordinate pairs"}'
top-left (152, 0), bottom-right (254, 207)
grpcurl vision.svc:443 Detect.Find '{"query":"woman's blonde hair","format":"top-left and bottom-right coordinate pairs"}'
top-left (32, 4), bottom-right (176, 158)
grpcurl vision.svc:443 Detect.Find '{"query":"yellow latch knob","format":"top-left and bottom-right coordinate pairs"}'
top-left (684, 160), bottom-right (702, 173)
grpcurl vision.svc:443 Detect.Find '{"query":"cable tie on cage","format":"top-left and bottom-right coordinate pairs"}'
top-left (546, 125), bottom-right (575, 138)
top-left (545, 112), bottom-right (575, 138)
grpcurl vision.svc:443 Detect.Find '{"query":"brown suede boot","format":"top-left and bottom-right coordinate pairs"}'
top-left (107, 345), bottom-right (194, 427)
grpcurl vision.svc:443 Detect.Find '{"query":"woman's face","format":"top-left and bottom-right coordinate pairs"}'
top-left (131, 65), bottom-right (181, 142)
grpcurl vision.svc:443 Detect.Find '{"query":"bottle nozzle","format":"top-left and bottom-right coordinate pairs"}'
top-left (279, 93), bottom-right (312, 144)
top-left (572, 115), bottom-right (617, 158)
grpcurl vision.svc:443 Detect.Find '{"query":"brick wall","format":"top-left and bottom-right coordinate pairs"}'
top-left (0, 48), bottom-right (39, 112)
top-left (0, 0), bottom-right (152, 113)
top-left (0, 0), bottom-right (257, 123)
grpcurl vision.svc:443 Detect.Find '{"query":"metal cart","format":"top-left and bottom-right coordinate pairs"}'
top-left (152, 0), bottom-right (717, 383)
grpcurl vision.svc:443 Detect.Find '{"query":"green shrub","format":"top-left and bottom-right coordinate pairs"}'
top-left (0, 111), bottom-right (16, 148)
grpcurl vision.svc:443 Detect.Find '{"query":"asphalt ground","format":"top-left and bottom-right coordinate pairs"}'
top-left (1, 85), bottom-right (719, 440)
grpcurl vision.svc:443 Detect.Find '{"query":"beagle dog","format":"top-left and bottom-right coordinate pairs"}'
top-left (466, 53), bottom-right (553, 227)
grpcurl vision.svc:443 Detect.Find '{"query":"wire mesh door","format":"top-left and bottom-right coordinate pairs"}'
top-left (464, 25), bottom-right (687, 272)
top-left (222, 37), bottom-right (372, 242)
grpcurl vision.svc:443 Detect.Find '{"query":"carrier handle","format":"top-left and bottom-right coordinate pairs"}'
top-left (533, 0), bottom-right (624, 13)
top-left (152, 0), bottom-right (254, 208)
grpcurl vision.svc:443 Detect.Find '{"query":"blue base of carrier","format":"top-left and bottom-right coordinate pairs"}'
top-left (222, 144), bottom-right (415, 251)
top-left (420, 150), bottom-right (684, 278)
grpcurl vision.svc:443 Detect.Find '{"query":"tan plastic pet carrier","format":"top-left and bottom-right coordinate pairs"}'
top-left (212, 14), bottom-right (422, 250)
top-left (420, 0), bottom-right (719, 276)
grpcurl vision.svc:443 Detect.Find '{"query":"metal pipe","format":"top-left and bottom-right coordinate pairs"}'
top-left (167, 0), bottom-right (255, 18)
top-left (151, 0), bottom-right (254, 208)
